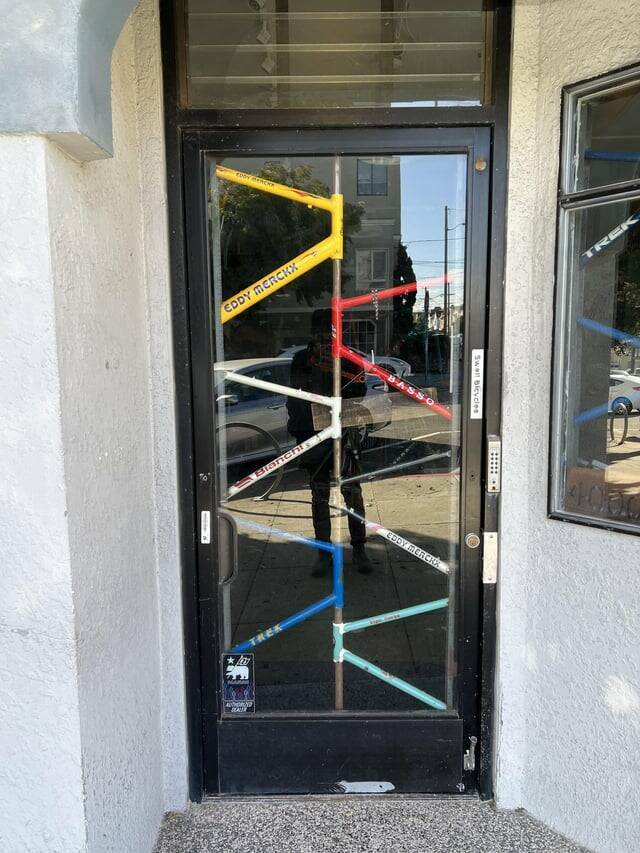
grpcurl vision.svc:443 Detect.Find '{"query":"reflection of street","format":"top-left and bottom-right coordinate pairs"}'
top-left (565, 413), bottom-right (640, 523)
top-left (214, 153), bottom-right (468, 717)
top-left (376, 395), bottom-right (461, 449)
top-left (224, 420), bottom-right (458, 711)
top-left (607, 412), bottom-right (640, 463)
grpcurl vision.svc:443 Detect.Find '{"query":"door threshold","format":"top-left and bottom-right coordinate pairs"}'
top-left (203, 792), bottom-right (478, 803)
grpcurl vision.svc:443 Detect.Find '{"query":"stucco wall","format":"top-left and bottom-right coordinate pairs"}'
top-left (45, 1), bottom-right (186, 848)
top-left (497, 2), bottom-right (640, 851)
top-left (131, 0), bottom-right (188, 813)
top-left (0, 0), bottom-right (138, 158)
top-left (0, 134), bottom-right (87, 853)
top-left (46, 16), bottom-right (162, 853)
top-left (0, 2), bottom-right (185, 851)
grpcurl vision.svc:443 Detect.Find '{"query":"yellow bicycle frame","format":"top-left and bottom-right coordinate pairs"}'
top-left (215, 164), bottom-right (343, 323)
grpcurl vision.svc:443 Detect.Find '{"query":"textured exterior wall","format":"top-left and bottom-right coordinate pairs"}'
top-left (0, 2), bottom-right (185, 850)
top-left (45, 2), bottom-right (186, 848)
top-left (46, 16), bottom-right (163, 852)
top-left (0, 0), bottom-right (137, 159)
top-left (0, 2), bottom-right (78, 134)
top-left (0, 134), bottom-right (87, 853)
top-left (130, 0), bottom-right (188, 813)
top-left (497, 2), bottom-right (640, 851)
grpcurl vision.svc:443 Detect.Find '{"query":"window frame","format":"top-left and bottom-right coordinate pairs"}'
top-left (355, 247), bottom-right (390, 291)
top-left (175, 0), bottom-right (497, 118)
top-left (550, 62), bottom-right (640, 536)
top-left (357, 159), bottom-right (388, 197)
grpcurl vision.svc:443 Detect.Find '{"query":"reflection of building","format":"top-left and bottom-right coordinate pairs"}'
top-left (341, 156), bottom-right (401, 354)
top-left (419, 299), bottom-right (464, 333)
top-left (217, 155), bottom-right (465, 368)
top-left (218, 155), bottom-right (409, 359)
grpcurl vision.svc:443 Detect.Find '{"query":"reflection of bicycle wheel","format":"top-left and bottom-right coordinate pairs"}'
top-left (216, 421), bottom-right (284, 502)
top-left (608, 410), bottom-right (629, 445)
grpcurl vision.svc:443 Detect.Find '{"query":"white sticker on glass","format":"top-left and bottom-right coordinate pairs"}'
top-left (470, 349), bottom-right (484, 420)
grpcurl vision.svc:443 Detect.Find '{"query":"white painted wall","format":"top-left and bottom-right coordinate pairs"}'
top-left (48, 1), bottom-right (187, 847)
top-left (131, 1), bottom-right (188, 813)
top-left (0, 2), bottom-right (186, 850)
top-left (0, 0), bottom-right (139, 159)
top-left (0, 134), bottom-right (87, 853)
top-left (497, 2), bottom-right (640, 851)
top-left (46, 17), bottom-right (162, 853)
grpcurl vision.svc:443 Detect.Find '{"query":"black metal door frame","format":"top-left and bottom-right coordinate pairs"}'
top-left (183, 126), bottom-right (491, 795)
top-left (159, 0), bottom-right (512, 803)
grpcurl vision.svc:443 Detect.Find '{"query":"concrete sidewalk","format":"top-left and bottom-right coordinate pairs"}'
top-left (154, 797), bottom-right (589, 853)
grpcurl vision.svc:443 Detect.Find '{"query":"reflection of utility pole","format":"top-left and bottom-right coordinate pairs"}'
top-left (443, 205), bottom-right (449, 336)
top-left (424, 287), bottom-right (430, 383)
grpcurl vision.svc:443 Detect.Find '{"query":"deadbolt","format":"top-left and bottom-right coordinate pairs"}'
top-left (465, 533), bottom-right (481, 549)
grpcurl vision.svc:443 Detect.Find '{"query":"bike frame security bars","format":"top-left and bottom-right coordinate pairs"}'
top-left (333, 598), bottom-right (449, 711)
top-left (215, 163), bottom-right (454, 711)
top-left (216, 165), bottom-right (343, 323)
top-left (229, 519), bottom-right (344, 656)
top-left (333, 280), bottom-right (454, 420)
top-left (215, 160), bottom-right (347, 707)
top-left (216, 368), bottom-right (340, 498)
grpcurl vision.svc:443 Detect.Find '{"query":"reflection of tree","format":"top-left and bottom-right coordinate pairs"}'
top-left (391, 243), bottom-right (427, 371)
top-left (218, 162), bottom-right (362, 307)
top-left (218, 162), bottom-right (362, 358)
top-left (392, 242), bottom-right (417, 336)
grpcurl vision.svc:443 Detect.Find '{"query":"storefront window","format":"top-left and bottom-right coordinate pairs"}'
top-left (574, 78), bottom-right (640, 192)
top-left (551, 65), bottom-right (640, 532)
top-left (182, 1), bottom-right (491, 110)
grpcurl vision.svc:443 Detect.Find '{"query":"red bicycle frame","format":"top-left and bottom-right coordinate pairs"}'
top-left (332, 277), bottom-right (454, 422)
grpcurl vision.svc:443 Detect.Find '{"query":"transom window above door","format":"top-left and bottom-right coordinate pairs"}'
top-left (180, 1), bottom-right (492, 110)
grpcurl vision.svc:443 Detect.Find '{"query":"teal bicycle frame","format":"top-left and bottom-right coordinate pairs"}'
top-left (333, 598), bottom-right (449, 710)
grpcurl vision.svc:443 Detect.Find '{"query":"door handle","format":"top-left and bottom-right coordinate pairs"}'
top-left (217, 509), bottom-right (239, 586)
top-left (268, 403), bottom-right (285, 410)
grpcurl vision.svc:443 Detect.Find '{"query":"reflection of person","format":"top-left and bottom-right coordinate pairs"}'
top-left (287, 309), bottom-right (373, 576)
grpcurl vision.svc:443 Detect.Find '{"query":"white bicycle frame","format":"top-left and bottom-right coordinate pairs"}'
top-left (217, 367), bottom-right (341, 499)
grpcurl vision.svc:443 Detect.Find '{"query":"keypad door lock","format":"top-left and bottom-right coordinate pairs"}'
top-left (487, 435), bottom-right (501, 493)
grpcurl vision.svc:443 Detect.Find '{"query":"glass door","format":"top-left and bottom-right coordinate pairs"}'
top-left (184, 128), bottom-right (490, 794)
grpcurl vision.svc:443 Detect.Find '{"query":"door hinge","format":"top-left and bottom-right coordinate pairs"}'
top-left (463, 735), bottom-right (478, 772)
top-left (482, 531), bottom-right (498, 584)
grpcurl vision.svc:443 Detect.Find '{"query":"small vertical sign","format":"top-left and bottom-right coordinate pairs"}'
top-left (470, 349), bottom-right (484, 420)
top-left (222, 653), bottom-right (255, 713)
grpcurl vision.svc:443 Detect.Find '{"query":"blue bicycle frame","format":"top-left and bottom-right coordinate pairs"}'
top-left (228, 519), bottom-right (344, 654)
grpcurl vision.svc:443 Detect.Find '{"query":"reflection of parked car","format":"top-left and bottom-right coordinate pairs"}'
top-left (214, 357), bottom-right (392, 465)
top-left (279, 345), bottom-right (411, 378)
top-left (215, 358), bottom-right (292, 464)
top-left (609, 374), bottom-right (640, 414)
